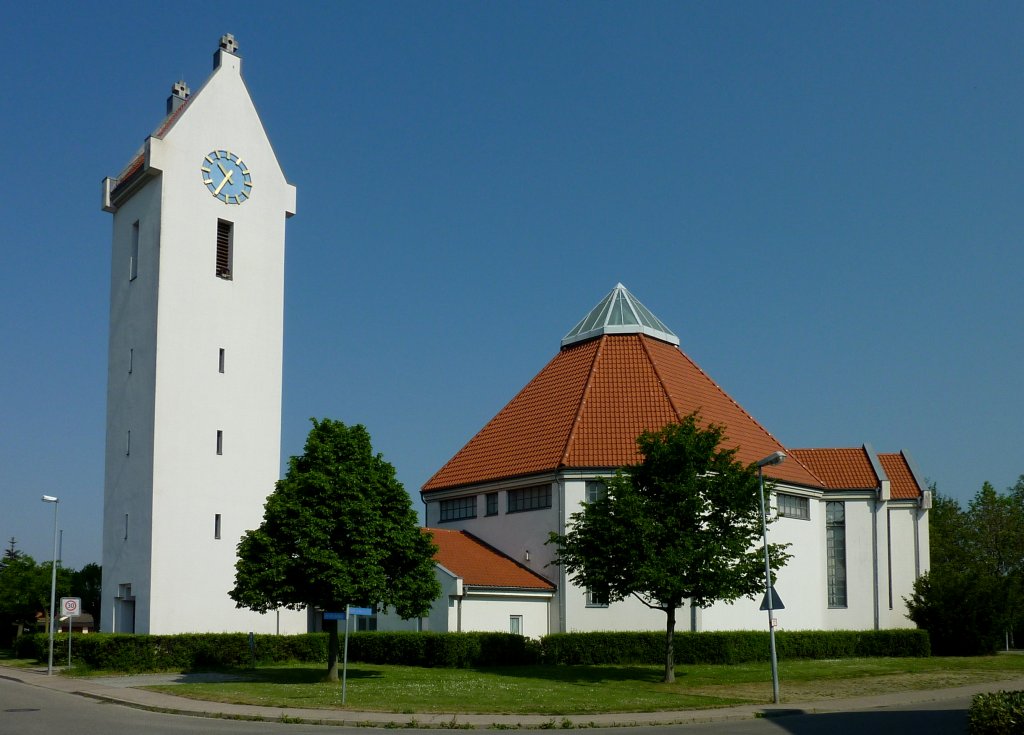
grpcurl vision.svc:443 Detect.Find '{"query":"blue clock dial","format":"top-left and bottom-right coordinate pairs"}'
top-left (201, 150), bottom-right (252, 204)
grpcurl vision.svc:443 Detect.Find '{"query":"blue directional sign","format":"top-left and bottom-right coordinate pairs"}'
top-left (348, 607), bottom-right (373, 616)
top-left (323, 612), bottom-right (346, 621)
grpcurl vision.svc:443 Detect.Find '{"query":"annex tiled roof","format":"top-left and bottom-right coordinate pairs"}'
top-left (423, 287), bottom-right (825, 492)
top-left (878, 452), bottom-right (925, 500)
top-left (426, 528), bottom-right (555, 590)
top-left (788, 447), bottom-right (880, 490)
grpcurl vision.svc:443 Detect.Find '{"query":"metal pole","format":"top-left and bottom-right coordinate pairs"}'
top-left (758, 466), bottom-right (780, 704)
top-left (341, 605), bottom-right (351, 705)
top-left (43, 497), bottom-right (59, 676)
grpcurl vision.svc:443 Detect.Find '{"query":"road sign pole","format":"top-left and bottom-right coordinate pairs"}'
top-left (341, 604), bottom-right (351, 705)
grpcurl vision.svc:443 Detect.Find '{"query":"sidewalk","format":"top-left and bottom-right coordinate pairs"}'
top-left (3, 664), bottom-right (1022, 728)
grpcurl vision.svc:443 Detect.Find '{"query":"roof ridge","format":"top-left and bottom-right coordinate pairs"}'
top-left (558, 336), bottom-right (605, 466)
top-left (672, 343), bottom-right (790, 451)
top-left (640, 333), bottom-right (686, 423)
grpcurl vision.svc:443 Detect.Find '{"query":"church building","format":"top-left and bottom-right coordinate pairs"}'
top-left (409, 284), bottom-right (930, 636)
top-left (99, 36), bottom-right (305, 634)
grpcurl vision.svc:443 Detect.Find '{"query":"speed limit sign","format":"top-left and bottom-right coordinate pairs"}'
top-left (61, 597), bottom-right (81, 617)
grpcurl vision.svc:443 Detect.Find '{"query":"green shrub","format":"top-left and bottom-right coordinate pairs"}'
top-left (13, 628), bottom-right (927, 672)
top-left (12, 631), bottom-right (537, 672)
top-left (540, 629), bottom-right (929, 665)
top-left (969, 691), bottom-right (1024, 734)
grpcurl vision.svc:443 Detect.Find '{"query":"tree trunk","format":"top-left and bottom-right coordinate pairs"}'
top-left (325, 618), bottom-right (340, 682)
top-left (663, 605), bottom-right (676, 684)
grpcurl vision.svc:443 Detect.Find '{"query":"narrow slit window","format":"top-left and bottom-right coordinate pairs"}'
top-left (126, 429), bottom-right (131, 456)
top-left (129, 221), bottom-right (139, 281)
top-left (216, 430), bottom-right (223, 455)
top-left (124, 513), bottom-right (129, 540)
top-left (218, 348), bottom-right (225, 374)
top-left (128, 348), bottom-right (134, 375)
top-left (216, 220), bottom-right (233, 280)
top-left (214, 514), bottom-right (222, 540)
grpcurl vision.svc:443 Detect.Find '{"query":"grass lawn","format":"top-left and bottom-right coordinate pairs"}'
top-left (140, 655), bottom-right (1024, 714)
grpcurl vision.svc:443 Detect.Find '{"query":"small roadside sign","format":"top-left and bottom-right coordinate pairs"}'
top-left (348, 607), bottom-right (373, 616)
top-left (759, 587), bottom-right (785, 611)
top-left (323, 611), bottom-right (346, 621)
top-left (61, 597), bottom-right (82, 617)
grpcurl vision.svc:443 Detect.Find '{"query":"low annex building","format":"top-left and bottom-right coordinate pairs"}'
top-left (404, 284), bottom-right (930, 636)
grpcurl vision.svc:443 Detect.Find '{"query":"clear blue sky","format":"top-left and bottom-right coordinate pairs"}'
top-left (3, 3), bottom-right (1022, 570)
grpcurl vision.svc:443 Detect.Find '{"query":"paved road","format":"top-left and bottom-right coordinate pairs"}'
top-left (0, 677), bottom-right (332, 735)
top-left (4, 662), bottom-right (1010, 732)
top-left (0, 674), bottom-right (974, 734)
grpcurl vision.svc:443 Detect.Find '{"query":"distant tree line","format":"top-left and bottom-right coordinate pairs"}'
top-left (0, 538), bottom-right (101, 648)
top-left (906, 477), bottom-right (1024, 655)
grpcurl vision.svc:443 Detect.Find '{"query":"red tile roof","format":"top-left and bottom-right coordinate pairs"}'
top-left (788, 448), bottom-right (924, 499)
top-left (111, 96), bottom-right (192, 196)
top-left (426, 528), bottom-right (555, 590)
top-left (423, 333), bottom-right (824, 492)
top-left (878, 453), bottom-right (924, 500)
top-left (788, 447), bottom-right (879, 490)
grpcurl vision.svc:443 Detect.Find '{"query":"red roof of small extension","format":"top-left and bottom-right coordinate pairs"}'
top-left (789, 448), bottom-right (924, 499)
top-left (879, 453), bottom-right (924, 500)
top-left (423, 333), bottom-right (825, 492)
top-left (426, 529), bottom-right (555, 591)
top-left (788, 447), bottom-right (879, 490)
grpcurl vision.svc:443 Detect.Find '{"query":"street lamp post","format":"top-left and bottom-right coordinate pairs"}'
top-left (756, 452), bottom-right (786, 704)
top-left (41, 495), bottom-right (59, 676)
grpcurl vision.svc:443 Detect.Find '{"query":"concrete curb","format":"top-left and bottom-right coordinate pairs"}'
top-left (4, 665), bottom-right (1023, 729)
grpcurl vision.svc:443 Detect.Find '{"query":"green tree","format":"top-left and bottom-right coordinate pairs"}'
top-left (2, 538), bottom-right (22, 568)
top-left (231, 418), bottom-right (441, 681)
top-left (548, 414), bottom-right (790, 683)
top-left (907, 482), bottom-right (1024, 654)
top-left (70, 563), bottom-right (102, 630)
top-left (0, 555), bottom-right (72, 646)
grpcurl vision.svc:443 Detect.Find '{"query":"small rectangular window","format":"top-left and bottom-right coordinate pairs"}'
top-left (129, 221), bottom-right (139, 281)
top-left (124, 513), bottom-right (129, 540)
top-left (216, 220), bottom-right (233, 280)
top-left (586, 481), bottom-right (607, 504)
top-left (214, 513), bottom-right (222, 540)
top-left (218, 348), bottom-right (225, 374)
top-left (585, 588), bottom-right (609, 608)
top-left (128, 348), bottom-right (134, 375)
top-left (485, 492), bottom-right (498, 516)
top-left (507, 484), bottom-right (552, 513)
top-left (125, 429), bottom-right (131, 456)
top-left (510, 615), bottom-right (523, 635)
top-left (439, 496), bottom-right (476, 522)
top-left (216, 430), bottom-right (223, 455)
top-left (777, 493), bottom-right (810, 520)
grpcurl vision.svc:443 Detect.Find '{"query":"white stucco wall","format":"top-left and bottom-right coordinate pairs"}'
top-left (101, 48), bottom-right (303, 634)
top-left (425, 475), bottom-right (928, 636)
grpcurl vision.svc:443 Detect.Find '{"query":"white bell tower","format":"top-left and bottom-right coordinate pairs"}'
top-left (100, 35), bottom-right (304, 634)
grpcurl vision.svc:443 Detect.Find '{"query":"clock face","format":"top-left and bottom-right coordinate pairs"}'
top-left (201, 150), bottom-right (252, 204)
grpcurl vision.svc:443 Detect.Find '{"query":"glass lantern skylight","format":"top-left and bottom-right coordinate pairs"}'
top-left (561, 283), bottom-right (679, 348)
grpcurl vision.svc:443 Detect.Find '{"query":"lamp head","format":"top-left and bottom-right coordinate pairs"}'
top-left (756, 451), bottom-right (787, 468)
top-left (41, 495), bottom-right (58, 503)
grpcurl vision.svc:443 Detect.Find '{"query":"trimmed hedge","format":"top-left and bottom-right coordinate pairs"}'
top-left (14, 631), bottom-right (538, 672)
top-left (969, 691), bottom-right (1024, 734)
top-left (13, 628), bottom-right (927, 673)
top-left (541, 629), bottom-right (930, 665)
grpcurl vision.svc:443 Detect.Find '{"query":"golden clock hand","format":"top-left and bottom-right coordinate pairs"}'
top-left (212, 168), bottom-right (234, 196)
top-left (217, 161), bottom-right (229, 176)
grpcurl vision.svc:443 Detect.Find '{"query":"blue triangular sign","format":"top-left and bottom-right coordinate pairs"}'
top-left (759, 586), bottom-right (785, 611)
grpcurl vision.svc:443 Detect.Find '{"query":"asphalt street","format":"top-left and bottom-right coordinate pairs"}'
top-left (0, 674), bottom-right (974, 734)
